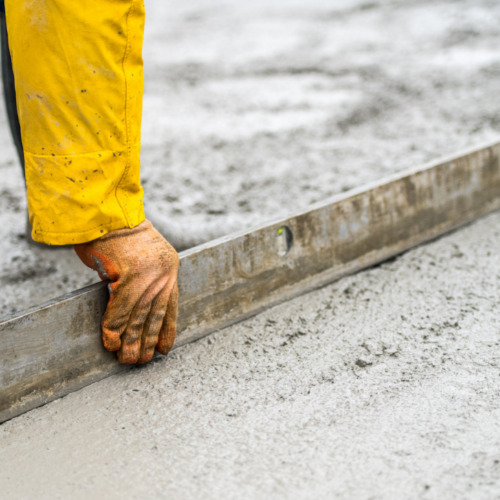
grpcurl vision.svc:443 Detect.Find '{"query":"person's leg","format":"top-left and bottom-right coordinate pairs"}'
top-left (0, 3), bottom-right (24, 172)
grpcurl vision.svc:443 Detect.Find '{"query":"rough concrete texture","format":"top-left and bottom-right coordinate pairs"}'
top-left (1, 212), bottom-right (500, 499)
top-left (1, 0), bottom-right (500, 317)
top-left (1, 0), bottom-right (500, 498)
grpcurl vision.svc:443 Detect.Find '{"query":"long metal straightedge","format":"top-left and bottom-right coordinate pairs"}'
top-left (1, 141), bottom-right (500, 423)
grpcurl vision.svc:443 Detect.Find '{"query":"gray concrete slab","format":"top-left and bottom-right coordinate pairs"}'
top-left (1, 211), bottom-right (500, 499)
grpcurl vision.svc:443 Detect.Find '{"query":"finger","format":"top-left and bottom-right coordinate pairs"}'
top-left (117, 276), bottom-right (169, 364)
top-left (137, 288), bottom-right (170, 364)
top-left (101, 281), bottom-right (141, 352)
top-left (117, 305), bottom-right (148, 364)
top-left (73, 246), bottom-right (128, 351)
top-left (156, 282), bottom-right (178, 355)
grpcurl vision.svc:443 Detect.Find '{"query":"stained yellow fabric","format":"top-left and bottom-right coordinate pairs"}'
top-left (5, 0), bottom-right (146, 244)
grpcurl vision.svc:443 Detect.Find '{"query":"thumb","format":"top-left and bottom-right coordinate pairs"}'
top-left (74, 245), bottom-right (119, 281)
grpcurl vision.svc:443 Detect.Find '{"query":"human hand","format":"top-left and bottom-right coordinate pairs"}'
top-left (74, 220), bottom-right (179, 364)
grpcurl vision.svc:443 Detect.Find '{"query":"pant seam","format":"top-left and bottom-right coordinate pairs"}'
top-left (114, 1), bottom-right (135, 226)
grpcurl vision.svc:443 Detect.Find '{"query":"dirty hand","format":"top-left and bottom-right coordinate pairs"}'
top-left (74, 220), bottom-right (179, 364)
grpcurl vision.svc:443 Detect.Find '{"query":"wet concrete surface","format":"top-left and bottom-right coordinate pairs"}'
top-left (1, 0), bottom-right (500, 498)
top-left (1, 212), bottom-right (500, 499)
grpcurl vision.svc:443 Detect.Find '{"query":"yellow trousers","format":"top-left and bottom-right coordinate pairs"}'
top-left (5, 0), bottom-right (146, 244)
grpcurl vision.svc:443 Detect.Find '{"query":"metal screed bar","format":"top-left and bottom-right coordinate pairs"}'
top-left (1, 141), bottom-right (500, 423)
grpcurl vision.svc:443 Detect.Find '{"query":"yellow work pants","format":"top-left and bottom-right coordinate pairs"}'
top-left (5, 0), bottom-right (146, 244)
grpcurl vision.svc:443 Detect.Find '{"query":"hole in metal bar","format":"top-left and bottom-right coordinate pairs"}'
top-left (276, 226), bottom-right (293, 256)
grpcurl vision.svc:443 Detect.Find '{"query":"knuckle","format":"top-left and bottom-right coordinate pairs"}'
top-left (128, 314), bottom-right (147, 332)
top-left (152, 311), bottom-right (166, 324)
top-left (144, 327), bottom-right (160, 343)
top-left (102, 313), bottom-right (128, 332)
top-left (124, 334), bottom-right (140, 346)
top-left (118, 348), bottom-right (139, 364)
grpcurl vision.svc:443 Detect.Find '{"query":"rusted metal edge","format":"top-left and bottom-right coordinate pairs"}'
top-left (1, 140), bottom-right (500, 424)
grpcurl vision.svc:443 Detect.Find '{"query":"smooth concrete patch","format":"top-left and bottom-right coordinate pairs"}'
top-left (1, 211), bottom-right (500, 499)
